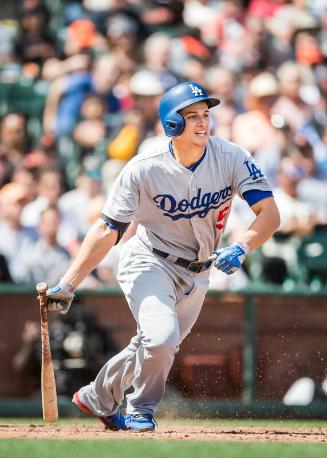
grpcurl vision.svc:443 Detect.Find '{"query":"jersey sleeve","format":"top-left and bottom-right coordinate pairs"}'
top-left (233, 147), bottom-right (272, 198)
top-left (102, 162), bottom-right (140, 223)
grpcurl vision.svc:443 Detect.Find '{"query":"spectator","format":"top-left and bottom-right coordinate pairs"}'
top-left (21, 167), bottom-right (63, 228)
top-left (242, 14), bottom-right (271, 71)
top-left (169, 28), bottom-right (215, 77)
top-left (272, 61), bottom-right (316, 133)
top-left (206, 65), bottom-right (243, 140)
top-left (127, 69), bottom-right (163, 137)
top-left (24, 205), bottom-right (70, 285)
top-left (58, 169), bottom-right (104, 250)
top-left (263, 3), bottom-right (293, 66)
top-left (14, 0), bottom-right (56, 78)
top-left (101, 158), bottom-right (127, 196)
top-left (183, 0), bottom-right (220, 31)
top-left (72, 93), bottom-right (123, 168)
top-left (204, 0), bottom-right (246, 71)
top-left (0, 182), bottom-right (37, 283)
top-left (103, 70), bottom-right (164, 164)
top-left (41, 18), bottom-right (97, 82)
top-left (182, 58), bottom-right (207, 87)
top-left (0, 113), bottom-right (30, 165)
top-left (105, 13), bottom-right (142, 75)
top-left (72, 95), bottom-right (110, 171)
top-left (142, 32), bottom-right (179, 90)
top-left (43, 53), bottom-right (121, 136)
top-left (140, 0), bottom-right (185, 34)
top-left (206, 65), bottom-right (244, 113)
top-left (11, 165), bottom-right (38, 203)
top-left (293, 28), bottom-right (323, 67)
top-left (273, 157), bottom-right (322, 237)
top-left (232, 71), bottom-right (282, 185)
top-left (21, 132), bottom-right (60, 171)
top-left (260, 156), bottom-right (327, 283)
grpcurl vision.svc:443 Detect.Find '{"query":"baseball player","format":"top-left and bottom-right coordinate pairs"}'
top-left (46, 81), bottom-right (280, 432)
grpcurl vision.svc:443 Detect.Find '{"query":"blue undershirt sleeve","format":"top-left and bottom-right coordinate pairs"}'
top-left (243, 189), bottom-right (273, 206)
top-left (106, 223), bottom-right (120, 231)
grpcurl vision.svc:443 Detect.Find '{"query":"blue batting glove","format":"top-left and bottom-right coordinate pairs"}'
top-left (214, 241), bottom-right (250, 275)
top-left (46, 280), bottom-right (75, 314)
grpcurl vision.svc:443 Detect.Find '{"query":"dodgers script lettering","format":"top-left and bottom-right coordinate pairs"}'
top-left (153, 186), bottom-right (232, 220)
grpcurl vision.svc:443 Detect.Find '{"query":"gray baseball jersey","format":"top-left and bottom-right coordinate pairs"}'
top-left (103, 136), bottom-right (272, 261)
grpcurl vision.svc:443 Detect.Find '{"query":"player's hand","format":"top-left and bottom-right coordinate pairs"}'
top-left (46, 280), bottom-right (75, 314)
top-left (214, 241), bottom-right (249, 275)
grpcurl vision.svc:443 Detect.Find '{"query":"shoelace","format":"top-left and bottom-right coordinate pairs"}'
top-left (129, 414), bottom-right (157, 426)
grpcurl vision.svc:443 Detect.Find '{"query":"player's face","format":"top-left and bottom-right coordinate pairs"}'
top-left (179, 101), bottom-right (210, 147)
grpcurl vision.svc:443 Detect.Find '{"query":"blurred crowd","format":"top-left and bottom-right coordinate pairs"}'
top-left (0, 0), bottom-right (326, 290)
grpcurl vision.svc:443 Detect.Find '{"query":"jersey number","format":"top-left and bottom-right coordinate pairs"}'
top-left (216, 205), bottom-right (230, 230)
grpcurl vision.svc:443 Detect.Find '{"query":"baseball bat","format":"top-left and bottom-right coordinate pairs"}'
top-left (36, 282), bottom-right (58, 423)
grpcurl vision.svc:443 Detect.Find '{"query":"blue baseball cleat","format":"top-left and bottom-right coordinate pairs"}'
top-left (125, 413), bottom-right (157, 432)
top-left (72, 391), bottom-right (126, 431)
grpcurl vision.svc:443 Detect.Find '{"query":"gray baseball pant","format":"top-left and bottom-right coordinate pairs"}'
top-left (78, 238), bottom-right (210, 416)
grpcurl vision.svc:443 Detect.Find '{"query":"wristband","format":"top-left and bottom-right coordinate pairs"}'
top-left (236, 241), bottom-right (250, 255)
top-left (58, 279), bottom-right (76, 293)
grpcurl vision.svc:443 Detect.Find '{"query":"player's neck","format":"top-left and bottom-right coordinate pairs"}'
top-left (171, 140), bottom-right (205, 168)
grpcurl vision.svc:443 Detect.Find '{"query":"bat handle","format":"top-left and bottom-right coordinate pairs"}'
top-left (37, 282), bottom-right (48, 317)
top-left (37, 282), bottom-right (48, 295)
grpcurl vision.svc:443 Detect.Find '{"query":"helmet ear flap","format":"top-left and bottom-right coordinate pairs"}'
top-left (165, 112), bottom-right (185, 137)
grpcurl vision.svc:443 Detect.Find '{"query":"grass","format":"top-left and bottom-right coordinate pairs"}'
top-left (0, 439), bottom-right (326, 458)
top-left (0, 418), bottom-right (326, 458)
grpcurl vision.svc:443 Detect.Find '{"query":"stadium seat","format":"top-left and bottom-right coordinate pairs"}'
top-left (297, 232), bottom-right (327, 288)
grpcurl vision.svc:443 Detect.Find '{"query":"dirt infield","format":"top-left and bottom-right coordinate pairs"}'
top-left (1, 424), bottom-right (327, 442)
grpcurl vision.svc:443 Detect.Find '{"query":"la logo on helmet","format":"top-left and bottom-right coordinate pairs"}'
top-left (189, 84), bottom-right (203, 96)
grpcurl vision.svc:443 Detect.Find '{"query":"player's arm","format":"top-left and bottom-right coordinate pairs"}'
top-left (62, 217), bottom-right (119, 287)
top-left (45, 217), bottom-right (120, 313)
top-left (239, 196), bottom-right (280, 251)
top-left (214, 197), bottom-right (280, 275)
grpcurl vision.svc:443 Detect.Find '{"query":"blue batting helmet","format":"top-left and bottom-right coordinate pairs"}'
top-left (159, 81), bottom-right (220, 137)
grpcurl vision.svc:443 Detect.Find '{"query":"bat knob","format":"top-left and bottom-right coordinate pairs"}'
top-left (37, 282), bottom-right (48, 294)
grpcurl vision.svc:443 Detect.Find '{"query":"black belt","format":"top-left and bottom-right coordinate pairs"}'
top-left (152, 248), bottom-right (210, 273)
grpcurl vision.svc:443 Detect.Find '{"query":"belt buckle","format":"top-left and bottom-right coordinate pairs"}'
top-left (188, 261), bottom-right (203, 273)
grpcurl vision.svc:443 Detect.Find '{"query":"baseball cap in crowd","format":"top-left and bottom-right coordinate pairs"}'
top-left (67, 19), bottom-right (96, 49)
top-left (248, 72), bottom-right (279, 98)
top-left (292, 10), bottom-right (319, 32)
top-left (129, 70), bottom-right (164, 96)
top-left (84, 0), bottom-right (114, 12)
top-left (107, 15), bottom-right (139, 37)
top-left (0, 183), bottom-right (30, 204)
